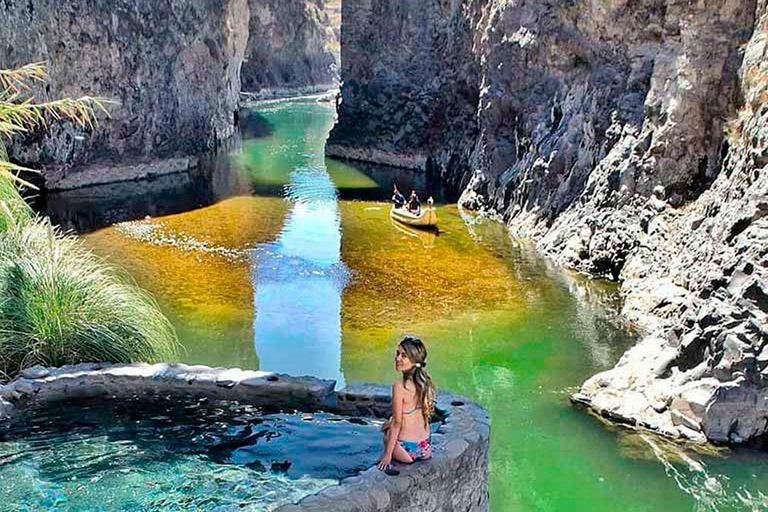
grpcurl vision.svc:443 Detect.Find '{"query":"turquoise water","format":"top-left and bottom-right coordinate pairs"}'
top-left (0, 397), bottom-right (382, 511)
top-left (28, 96), bottom-right (768, 511)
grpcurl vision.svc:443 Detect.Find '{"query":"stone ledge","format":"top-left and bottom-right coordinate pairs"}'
top-left (1, 362), bottom-right (336, 414)
top-left (278, 388), bottom-right (490, 512)
top-left (46, 157), bottom-right (200, 191)
top-left (1, 363), bottom-right (490, 512)
top-left (325, 144), bottom-right (427, 171)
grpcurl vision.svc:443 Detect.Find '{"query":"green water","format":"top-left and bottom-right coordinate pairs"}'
top-left (80, 98), bottom-right (768, 511)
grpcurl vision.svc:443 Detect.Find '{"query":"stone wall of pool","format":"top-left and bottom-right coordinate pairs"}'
top-left (0, 363), bottom-right (490, 512)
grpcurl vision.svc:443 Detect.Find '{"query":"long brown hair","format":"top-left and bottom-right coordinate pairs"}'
top-left (399, 336), bottom-right (436, 426)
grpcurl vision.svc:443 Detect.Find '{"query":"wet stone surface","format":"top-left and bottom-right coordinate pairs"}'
top-left (0, 363), bottom-right (490, 512)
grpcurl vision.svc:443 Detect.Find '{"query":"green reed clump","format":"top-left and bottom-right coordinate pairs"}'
top-left (0, 62), bottom-right (178, 379)
top-left (0, 216), bottom-right (178, 377)
top-left (0, 173), bottom-right (31, 232)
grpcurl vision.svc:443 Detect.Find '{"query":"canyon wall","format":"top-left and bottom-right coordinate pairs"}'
top-left (326, 0), bottom-right (481, 190)
top-left (330, 0), bottom-right (768, 443)
top-left (241, 0), bottom-right (340, 97)
top-left (0, 0), bottom-right (249, 190)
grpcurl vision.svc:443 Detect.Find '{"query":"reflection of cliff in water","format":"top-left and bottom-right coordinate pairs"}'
top-left (461, 210), bottom-right (638, 369)
top-left (328, 157), bottom-right (459, 204)
top-left (238, 109), bottom-right (275, 139)
top-left (33, 109), bottom-right (457, 235)
top-left (33, 136), bottom-right (251, 234)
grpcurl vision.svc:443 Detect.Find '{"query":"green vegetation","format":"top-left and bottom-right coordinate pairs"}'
top-left (0, 63), bottom-right (178, 379)
top-left (0, 217), bottom-right (178, 374)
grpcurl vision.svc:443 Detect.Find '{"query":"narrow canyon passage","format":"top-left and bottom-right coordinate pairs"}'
top-left (43, 98), bottom-right (767, 511)
top-left (2, 0), bottom-right (765, 508)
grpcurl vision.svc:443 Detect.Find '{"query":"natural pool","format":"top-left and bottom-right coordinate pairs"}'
top-left (34, 97), bottom-right (768, 511)
top-left (0, 395), bottom-right (382, 511)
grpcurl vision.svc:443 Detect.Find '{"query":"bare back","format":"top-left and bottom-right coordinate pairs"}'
top-left (396, 381), bottom-right (430, 441)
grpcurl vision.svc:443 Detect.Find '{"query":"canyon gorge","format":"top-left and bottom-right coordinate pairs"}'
top-left (2, 0), bottom-right (766, 446)
top-left (328, 0), bottom-right (768, 444)
top-left (0, 0), bottom-right (339, 189)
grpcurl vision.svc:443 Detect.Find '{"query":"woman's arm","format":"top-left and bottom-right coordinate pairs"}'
top-left (377, 383), bottom-right (404, 470)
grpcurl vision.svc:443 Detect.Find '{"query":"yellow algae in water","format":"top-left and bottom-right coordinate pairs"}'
top-left (137, 195), bottom-right (289, 251)
top-left (84, 196), bottom-right (289, 369)
top-left (339, 202), bottom-right (524, 330)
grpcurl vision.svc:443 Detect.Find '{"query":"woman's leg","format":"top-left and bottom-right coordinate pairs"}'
top-left (392, 442), bottom-right (415, 464)
top-left (381, 428), bottom-right (414, 464)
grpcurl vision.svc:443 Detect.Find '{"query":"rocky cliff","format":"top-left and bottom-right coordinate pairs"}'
top-left (0, 0), bottom-right (249, 190)
top-left (327, 0), bottom-right (481, 191)
top-left (241, 0), bottom-right (340, 97)
top-left (330, 0), bottom-right (768, 444)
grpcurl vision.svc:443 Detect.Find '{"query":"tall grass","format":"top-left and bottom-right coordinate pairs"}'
top-left (0, 211), bottom-right (178, 378)
top-left (0, 173), bottom-right (31, 232)
top-left (0, 63), bottom-right (178, 379)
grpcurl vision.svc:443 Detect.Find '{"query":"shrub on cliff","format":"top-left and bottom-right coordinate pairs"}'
top-left (0, 63), bottom-right (178, 379)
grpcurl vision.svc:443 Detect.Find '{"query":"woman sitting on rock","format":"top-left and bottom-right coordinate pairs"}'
top-left (378, 336), bottom-right (435, 470)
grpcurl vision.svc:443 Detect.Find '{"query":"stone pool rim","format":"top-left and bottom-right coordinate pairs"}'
top-left (0, 362), bottom-right (490, 512)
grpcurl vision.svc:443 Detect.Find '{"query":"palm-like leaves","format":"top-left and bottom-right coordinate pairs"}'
top-left (0, 62), bottom-right (114, 183)
top-left (0, 63), bottom-right (177, 379)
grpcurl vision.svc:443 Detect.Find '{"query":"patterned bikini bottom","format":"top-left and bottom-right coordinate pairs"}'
top-left (398, 438), bottom-right (432, 462)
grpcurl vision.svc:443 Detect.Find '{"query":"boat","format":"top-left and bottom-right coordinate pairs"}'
top-left (390, 206), bottom-right (438, 228)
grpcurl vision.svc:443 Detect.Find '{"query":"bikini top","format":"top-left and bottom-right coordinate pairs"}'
top-left (403, 404), bottom-right (423, 415)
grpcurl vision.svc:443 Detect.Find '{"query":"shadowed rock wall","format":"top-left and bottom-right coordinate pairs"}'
top-left (326, 0), bottom-right (482, 191)
top-left (0, 0), bottom-right (249, 189)
top-left (575, 1), bottom-right (768, 444)
top-left (331, 0), bottom-right (768, 444)
top-left (242, 0), bottom-right (340, 96)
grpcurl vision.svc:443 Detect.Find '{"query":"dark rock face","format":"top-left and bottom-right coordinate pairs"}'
top-left (326, 0), bottom-right (482, 192)
top-left (576, 6), bottom-right (768, 442)
top-left (332, 0), bottom-right (768, 443)
top-left (241, 0), bottom-right (340, 96)
top-left (0, 0), bottom-right (249, 189)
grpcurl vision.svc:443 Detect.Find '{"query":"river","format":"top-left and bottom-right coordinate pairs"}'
top-left (42, 97), bottom-right (768, 511)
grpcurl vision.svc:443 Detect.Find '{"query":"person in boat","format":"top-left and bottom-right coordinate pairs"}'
top-left (392, 185), bottom-right (406, 209)
top-left (378, 336), bottom-right (435, 470)
top-left (407, 190), bottom-right (421, 215)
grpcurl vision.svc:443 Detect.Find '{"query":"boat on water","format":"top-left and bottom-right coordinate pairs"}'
top-left (390, 206), bottom-right (438, 228)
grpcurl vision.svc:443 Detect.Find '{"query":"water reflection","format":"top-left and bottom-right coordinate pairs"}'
top-left (250, 102), bottom-right (348, 386)
top-left (35, 108), bottom-right (452, 236)
top-left (389, 219), bottom-right (438, 249)
top-left (327, 158), bottom-right (457, 204)
top-left (35, 137), bottom-right (251, 234)
top-left (460, 209), bottom-right (635, 370)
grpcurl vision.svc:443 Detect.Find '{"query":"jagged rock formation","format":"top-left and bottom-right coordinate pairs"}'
top-left (0, 0), bottom-right (249, 189)
top-left (573, 4), bottom-right (768, 443)
top-left (330, 0), bottom-right (768, 443)
top-left (241, 0), bottom-right (340, 97)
